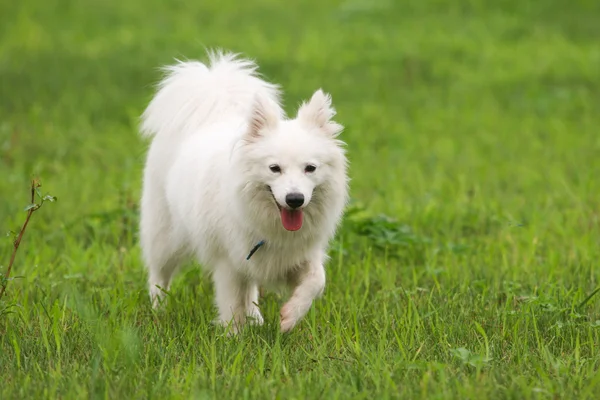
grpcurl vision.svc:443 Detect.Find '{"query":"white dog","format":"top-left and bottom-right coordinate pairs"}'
top-left (139, 51), bottom-right (348, 333)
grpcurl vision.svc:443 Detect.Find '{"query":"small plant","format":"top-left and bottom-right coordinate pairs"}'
top-left (343, 202), bottom-right (430, 253)
top-left (451, 347), bottom-right (492, 370)
top-left (0, 178), bottom-right (56, 300)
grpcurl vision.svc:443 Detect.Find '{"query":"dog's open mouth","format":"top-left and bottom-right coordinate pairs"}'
top-left (267, 186), bottom-right (303, 232)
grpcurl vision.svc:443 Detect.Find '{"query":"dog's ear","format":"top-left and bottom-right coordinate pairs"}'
top-left (297, 89), bottom-right (343, 137)
top-left (247, 95), bottom-right (279, 141)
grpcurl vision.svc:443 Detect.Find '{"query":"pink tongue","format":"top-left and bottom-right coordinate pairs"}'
top-left (281, 209), bottom-right (303, 231)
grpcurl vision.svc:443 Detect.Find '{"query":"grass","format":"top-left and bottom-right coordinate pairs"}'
top-left (1, 0), bottom-right (600, 398)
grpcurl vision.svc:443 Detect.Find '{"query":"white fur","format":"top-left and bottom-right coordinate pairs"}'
top-left (139, 51), bottom-right (348, 333)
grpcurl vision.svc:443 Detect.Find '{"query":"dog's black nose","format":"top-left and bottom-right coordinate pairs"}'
top-left (285, 193), bottom-right (305, 209)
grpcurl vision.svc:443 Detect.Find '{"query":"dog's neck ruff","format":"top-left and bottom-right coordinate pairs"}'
top-left (246, 240), bottom-right (266, 260)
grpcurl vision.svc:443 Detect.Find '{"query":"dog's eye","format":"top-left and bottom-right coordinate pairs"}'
top-left (269, 164), bottom-right (281, 173)
top-left (305, 164), bottom-right (317, 173)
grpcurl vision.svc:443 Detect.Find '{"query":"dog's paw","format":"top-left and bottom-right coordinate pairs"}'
top-left (214, 317), bottom-right (244, 336)
top-left (280, 299), bottom-right (311, 333)
top-left (280, 303), bottom-right (298, 332)
top-left (247, 305), bottom-right (264, 326)
top-left (149, 285), bottom-right (168, 309)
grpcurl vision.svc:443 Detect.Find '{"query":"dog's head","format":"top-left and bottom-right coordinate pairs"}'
top-left (236, 89), bottom-right (348, 233)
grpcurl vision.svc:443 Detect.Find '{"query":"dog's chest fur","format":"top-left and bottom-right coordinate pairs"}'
top-left (233, 237), bottom-right (320, 285)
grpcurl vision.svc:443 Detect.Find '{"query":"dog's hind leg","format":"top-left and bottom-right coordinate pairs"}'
top-left (146, 248), bottom-right (183, 308)
top-left (140, 183), bottom-right (184, 308)
top-left (212, 261), bottom-right (263, 333)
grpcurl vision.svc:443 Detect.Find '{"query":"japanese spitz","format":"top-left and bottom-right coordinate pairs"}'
top-left (139, 51), bottom-right (348, 333)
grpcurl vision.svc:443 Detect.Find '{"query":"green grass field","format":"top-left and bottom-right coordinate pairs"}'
top-left (2, 0), bottom-right (600, 398)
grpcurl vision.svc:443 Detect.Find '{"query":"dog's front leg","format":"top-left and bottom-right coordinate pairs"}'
top-left (213, 264), bottom-right (263, 334)
top-left (280, 260), bottom-right (325, 332)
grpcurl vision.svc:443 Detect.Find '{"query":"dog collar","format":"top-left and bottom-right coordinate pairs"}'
top-left (246, 240), bottom-right (266, 260)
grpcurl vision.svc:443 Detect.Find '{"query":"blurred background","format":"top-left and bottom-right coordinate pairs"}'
top-left (2, 0), bottom-right (599, 226)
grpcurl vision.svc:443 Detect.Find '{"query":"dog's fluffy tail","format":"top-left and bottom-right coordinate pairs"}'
top-left (140, 51), bottom-right (281, 138)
